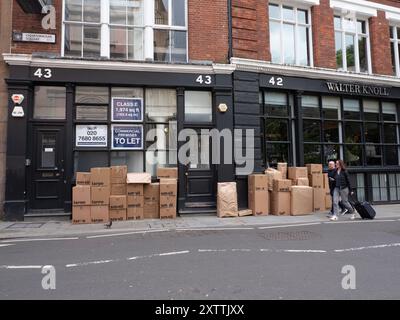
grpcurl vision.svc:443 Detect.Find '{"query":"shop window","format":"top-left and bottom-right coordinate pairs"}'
top-left (382, 102), bottom-right (398, 122)
top-left (322, 96), bottom-right (340, 120)
top-left (384, 124), bottom-right (398, 143)
top-left (371, 173), bottom-right (388, 202)
top-left (389, 173), bottom-right (400, 201)
top-left (302, 95), bottom-right (320, 118)
top-left (364, 123), bottom-right (380, 143)
top-left (184, 91), bottom-right (212, 123)
top-left (74, 151), bottom-right (109, 174)
top-left (264, 92), bottom-right (288, 117)
top-left (365, 145), bottom-right (382, 166)
top-left (343, 99), bottom-right (360, 120)
top-left (265, 143), bottom-right (290, 165)
top-left (269, 3), bottom-right (311, 66)
top-left (111, 151), bottom-right (144, 172)
top-left (304, 144), bottom-right (322, 164)
top-left (303, 120), bottom-right (321, 142)
top-left (324, 144), bottom-right (340, 163)
top-left (356, 173), bottom-right (366, 202)
top-left (76, 87), bottom-right (109, 104)
top-left (145, 89), bottom-right (177, 122)
top-left (344, 145), bottom-right (363, 166)
top-left (344, 123), bottom-right (362, 143)
top-left (323, 121), bottom-right (339, 143)
top-left (34, 87), bottom-right (66, 120)
top-left (384, 146), bottom-right (399, 165)
top-left (265, 119), bottom-right (289, 142)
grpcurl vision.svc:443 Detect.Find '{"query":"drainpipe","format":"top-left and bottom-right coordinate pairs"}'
top-left (227, 0), bottom-right (233, 62)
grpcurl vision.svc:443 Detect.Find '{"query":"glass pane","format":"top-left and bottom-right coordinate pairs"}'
top-left (303, 120), bottom-right (321, 142)
top-left (357, 20), bottom-right (366, 34)
top-left (128, 28), bottom-right (144, 60)
top-left (41, 134), bottom-right (56, 168)
top-left (154, 29), bottom-right (169, 62)
top-left (110, 27), bottom-right (127, 59)
top-left (65, 0), bottom-right (82, 21)
top-left (343, 99), bottom-right (360, 119)
top-left (382, 102), bottom-right (398, 121)
top-left (172, 0), bottom-right (185, 26)
top-left (391, 42), bottom-right (396, 74)
top-left (76, 105), bottom-right (108, 121)
top-left (364, 123), bottom-right (380, 143)
top-left (380, 174), bottom-right (388, 201)
top-left (358, 36), bottom-right (367, 72)
top-left (390, 26), bottom-right (394, 39)
top-left (322, 96), bottom-right (340, 119)
top-left (283, 23), bottom-right (295, 64)
top-left (345, 145), bottom-right (362, 166)
top-left (264, 92), bottom-right (288, 116)
top-left (111, 151), bottom-right (144, 172)
top-left (397, 27), bottom-right (400, 40)
top-left (34, 87), bottom-right (66, 119)
top-left (76, 87), bottom-right (109, 104)
top-left (389, 174), bottom-right (397, 201)
top-left (64, 24), bottom-right (82, 57)
top-left (345, 34), bottom-right (355, 71)
top-left (356, 174), bottom-right (365, 202)
top-left (146, 89), bottom-right (177, 122)
top-left (266, 119), bottom-right (289, 141)
top-left (324, 121), bottom-right (339, 142)
top-left (335, 31), bottom-right (343, 69)
top-left (185, 91), bottom-right (212, 123)
top-left (304, 144), bottom-right (322, 164)
top-left (344, 19), bottom-right (356, 32)
top-left (83, 25), bottom-right (101, 57)
top-left (110, 0), bottom-right (126, 24)
top-left (171, 30), bottom-right (187, 62)
top-left (363, 100), bottom-right (379, 121)
top-left (297, 9), bottom-right (307, 24)
top-left (365, 145), bottom-right (382, 166)
top-left (270, 21), bottom-right (281, 63)
top-left (297, 25), bottom-right (309, 66)
top-left (127, 0), bottom-right (144, 25)
top-left (83, 0), bottom-right (100, 22)
top-left (266, 143), bottom-right (289, 166)
top-left (282, 6), bottom-right (294, 21)
top-left (302, 95), bottom-right (319, 118)
top-left (344, 123), bottom-right (362, 143)
top-left (384, 124), bottom-right (398, 143)
top-left (112, 87), bottom-right (143, 98)
top-left (146, 122), bottom-right (177, 150)
top-left (146, 150), bottom-right (176, 176)
top-left (155, 0), bottom-right (169, 25)
top-left (372, 174), bottom-right (380, 201)
top-left (74, 152), bottom-right (109, 173)
top-left (323, 144), bottom-right (340, 163)
top-left (269, 4), bottom-right (280, 19)
top-left (334, 16), bottom-right (341, 30)
top-left (385, 146), bottom-right (399, 165)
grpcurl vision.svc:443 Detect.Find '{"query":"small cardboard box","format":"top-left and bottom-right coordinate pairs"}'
top-left (265, 168), bottom-right (282, 191)
top-left (144, 183), bottom-right (160, 202)
top-left (248, 174), bottom-right (268, 193)
top-left (295, 177), bottom-right (309, 186)
top-left (126, 172), bottom-right (151, 184)
top-left (306, 164), bottom-right (323, 175)
top-left (217, 182), bottom-right (238, 218)
top-left (160, 196), bottom-right (177, 210)
top-left (76, 172), bottom-right (91, 186)
top-left (291, 186), bottom-right (313, 216)
top-left (90, 167), bottom-right (111, 187)
top-left (72, 206), bottom-right (91, 224)
top-left (127, 195), bottom-right (144, 207)
top-left (160, 179), bottom-right (178, 197)
top-left (160, 206), bottom-right (177, 219)
top-left (157, 167), bottom-right (178, 179)
top-left (325, 191), bottom-right (332, 210)
top-left (313, 188), bottom-right (326, 212)
top-left (109, 209), bottom-right (127, 222)
top-left (272, 179), bottom-right (292, 192)
top-left (277, 163), bottom-right (288, 179)
top-left (72, 186), bottom-right (91, 206)
top-left (91, 186), bottom-right (110, 206)
top-left (238, 209), bottom-right (253, 217)
top-left (309, 173), bottom-right (324, 189)
top-left (127, 206), bottom-right (144, 220)
top-left (111, 183), bottom-right (127, 196)
top-left (110, 166), bottom-right (127, 184)
top-left (91, 206), bottom-right (109, 224)
top-left (127, 184), bottom-right (144, 197)
top-left (144, 202), bottom-right (160, 219)
top-left (288, 167), bottom-right (308, 180)
top-left (110, 195), bottom-right (127, 210)
top-left (270, 191), bottom-right (291, 216)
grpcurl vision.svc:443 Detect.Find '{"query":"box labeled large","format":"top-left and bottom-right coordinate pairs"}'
top-left (288, 167), bottom-right (308, 180)
top-left (109, 209), bottom-right (127, 221)
top-left (72, 206), bottom-right (91, 224)
top-left (309, 173), bottom-right (324, 189)
top-left (313, 188), bottom-right (326, 212)
top-left (91, 206), bottom-right (109, 223)
top-left (76, 172), bottom-right (91, 186)
top-left (110, 165), bottom-right (127, 184)
top-left (272, 179), bottom-right (292, 192)
top-left (111, 183), bottom-right (127, 196)
top-left (91, 186), bottom-right (110, 205)
top-left (90, 167), bottom-right (111, 187)
top-left (291, 186), bottom-right (313, 216)
top-left (157, 167), bottom-right (178, 179)
top-left (270, 191), bottom-right (291, 216)
top-left (306, 164), bottom-right (323, 175)
top-left (110, 195), bottom-right (127, 210)
top-left (72, 186), bottom-right (91, 206)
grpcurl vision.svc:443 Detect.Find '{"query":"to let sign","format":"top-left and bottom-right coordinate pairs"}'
top-left (76, 125), bottom-right (107, 147)
top-left (112, 97), bottom-right (143, 122)
top-left (112, 125), bottom-right (143, 150)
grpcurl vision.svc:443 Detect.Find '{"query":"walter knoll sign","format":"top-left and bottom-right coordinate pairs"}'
top-left (326, 82), bottom-right (390, 97)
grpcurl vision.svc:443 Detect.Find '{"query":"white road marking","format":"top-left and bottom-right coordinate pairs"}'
top-left (198, 249), bottom-right (228, 252)
top-left (231, 249), bottom-right (252, 252)
top-left (259, 249), bottom-right (273, 252)
top-left (0, 265), bottom-right (42, 269)
top-left (1, 237), bottom-right (79, 243)
top-left (334, 243), bottom-right (400, 253)
top-left (279, 249), bottom-right (327, 253)
top-left (257, 222), bottom-right (321, 229)
top-left (0, 244), bottom-right (14, 248)
top-left (177, 227), bottom-right (255, 231)
top-left (324, 219), bottom-right (397, 224)
top-left (86, 229), bottom-right (167, 239)
top-left (65, 259), bottom-right (116, 268)
top-left (157, 250), bottom-right (190, 256)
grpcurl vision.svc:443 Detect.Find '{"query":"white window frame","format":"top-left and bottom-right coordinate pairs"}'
top-left (334, 14), bottom-right (372, 74)
top-left (390, 25), bottom-right (400, 77)
top-left (269, 2), bottom-right (314, 67)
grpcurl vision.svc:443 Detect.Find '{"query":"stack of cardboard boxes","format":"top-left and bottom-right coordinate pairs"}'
top-left (324, 173), bottom-right (332, 211)
top-left (306, 164), bottom-right (325, 213)
top-left (72, 174), bottom-right (92, 224)
top-left (109, 166), bottom-right (128, 221)
top-left (158, 168), bottom-right (178, 219)
top-left (127, 172), bottom-right (150, 220)
top-left (287, 167), bottom-right (313, 216)
top-left (91, 167), bottom-right (111, 223)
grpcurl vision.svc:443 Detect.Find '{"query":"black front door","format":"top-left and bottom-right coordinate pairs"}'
top-left (29, 125), bottom-right (66, 210)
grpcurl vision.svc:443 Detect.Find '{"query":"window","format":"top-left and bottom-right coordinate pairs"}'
top-left (343, 99), bottom-right (363, 166)
top-left (154, 0), bottom-right (187, 62)
top-left (34, 87), bottom-right (66, 119)
top-left (390, 26), bottom-right (400, 76)
top-left (334, 15), bottom-right (370, 73)
top-left (184, 91), bottom-right (212, 123)
top-left (269, 3), bottom-right (311, 66)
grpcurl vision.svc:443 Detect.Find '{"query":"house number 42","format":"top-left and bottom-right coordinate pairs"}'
top-left (268, 76), bottom-right (284, 86)
top-left (34, 68), bottom-right (52, 79)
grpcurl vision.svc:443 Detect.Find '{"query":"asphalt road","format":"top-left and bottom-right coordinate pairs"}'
top-left (1, 219), bottom-right (400, 300)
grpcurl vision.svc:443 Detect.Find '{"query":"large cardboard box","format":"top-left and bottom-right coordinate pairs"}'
top-left (291, 186), bottom-right (313, 216)
top-left (127, 194), bottom-right (144, 206)
top-left (309, 173), bottom-right (324, 189)
top-left (277, 163), bottom-right (288, 179)
top-left (144, 183), bottom-right (160, 202)
top-left (127, 172), bottom-right (152, 184)
top-left (323, 173), bottom-right (330, 190)
top-left (160, 197), bottom-right (177, 219)
top-left (294, 177), bottom-right (309, 186)
top-left (288, 167), bottom-right (308, 180)
top-left (91, 186), bottom-right (110, 205)
top-left (72, 186), bottom-right (91, 206)
top-left (109, 209), bottom-right (127, 221)
top-left (270, 191), bottom-right (291, 216)
top-left (313, 188), bottom-right (326, 212)
top-left (325, 191), bottom-right (332, 210)
top-left (76, 172), bottom-right (91, 186)
top-left (160, 179), bottom-right (178, 197)
top-left (90, 167), bottom-right (111, 187)
top-left (157, 167), bottom-right (178, 179)
top-left (72, 206), bottom-right (91, 224)
top-left (110, 195), bottom-right (127, 210)
top-left (272, 179), bottom-right (292, 192)
top-left (127, 204), bottom-right (144, 220)
top-left (91, 206), bottom-right (109, 224)
top-left (264, 168), bottom-right (282, 191)
top-left (306, 164), bottom-right (323, 175)
top-left (144, 202), bottom-right (160, 219)
top-left (217, 182), bottom-right (238, 218)
top-left (111, 183), bottom-right (127, 196)
top-left (127, 184), bottom-right (144, 197)
top-left (248, 174), bottom-right (269, 216)
top-left (110, 166), bottom-right (127, 184)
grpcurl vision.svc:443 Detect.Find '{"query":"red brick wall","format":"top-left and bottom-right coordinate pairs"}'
top-left (11, 0), bottom-right (62, 54)
top-left (188, 0), bottom-right (229, 63)
top-left (369, 0), bottom-right (400, 8)
top-left (311, 0), bottom-right (336, 69)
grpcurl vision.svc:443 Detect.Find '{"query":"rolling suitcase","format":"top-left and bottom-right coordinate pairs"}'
top-left (350, 195), bottom-right (376, 220)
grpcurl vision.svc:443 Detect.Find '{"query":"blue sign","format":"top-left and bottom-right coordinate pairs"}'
top-left (112, 97), bottom-right (143, 122)
top-left (112, 125), bottom-right (143, 150)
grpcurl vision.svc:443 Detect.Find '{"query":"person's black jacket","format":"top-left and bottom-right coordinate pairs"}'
top-left (333, 169), bottom-right (352, 190)
top-left (327, 169), bottom-right (336, 192)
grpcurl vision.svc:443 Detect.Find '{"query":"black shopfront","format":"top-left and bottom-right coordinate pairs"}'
top-left (4, 61), bottom-right (234, 221)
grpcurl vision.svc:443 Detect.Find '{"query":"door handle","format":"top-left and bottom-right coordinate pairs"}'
top-left (185, 172), bottom-right (188, 176)
top-left (55, 172), bottom-right (60, 177)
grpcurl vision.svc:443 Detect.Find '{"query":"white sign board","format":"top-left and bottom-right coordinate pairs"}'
top-left (76, 125), bottom-right (107, 147)
top-left (11, 106), bottom-right (24, 118)
top-left (13, 32), bottom-right (56, 43)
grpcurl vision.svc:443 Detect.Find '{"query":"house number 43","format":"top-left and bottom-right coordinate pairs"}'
top-left (34, 68), bottom-right (52, 79)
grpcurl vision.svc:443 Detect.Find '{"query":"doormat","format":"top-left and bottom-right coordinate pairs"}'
top-left (6, 223), bottom-right (45, 229)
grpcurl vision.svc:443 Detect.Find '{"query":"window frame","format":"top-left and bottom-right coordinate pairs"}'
top-left (390, 25), bottom-right (400, 77)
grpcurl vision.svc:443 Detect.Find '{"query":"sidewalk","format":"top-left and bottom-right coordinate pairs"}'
top-left (1, 204), bottom-right (399, 240)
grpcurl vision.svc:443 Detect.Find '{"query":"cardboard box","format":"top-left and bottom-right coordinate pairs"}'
top-left (265, 168), bottom-right (282, 191)
top-left (127, 195), bottom-right (144, 207)
top-left (272, 179), bottom-right (292, 192)
top-left (127, 207), bottom-right (144, 220)
top-left (76, 172), bottom-right (91, 186)
top-left (90, 167), bottom-right (111, 187)
top-left (238, 209), bottom-right (253, 217)
top-left (323, 173), bottom-right (330, 190)
top-left (110, 195), bottom-right (127, 210)
top-left (217, 182), bottom-right (238, 218)
top-left (248, 174), bottom-right (268, 193)
top-left (270, 191), bottom-right (291, 216)
top-left (110, 166), bottom-right (127, 184)
top-left (160, 206), bottom-right (177, 219)
top-left (91, 186), bottom-right (110, 205)
top-left (160, 179), bottom-right (178, 197)
top-left (126, 172), bottom-right (151, 184)
top-left (72, 206), bottom-right (91, 224)
top-left (306, 164), bottom-right (323, 175)
top-left (157, 167), bottom-right (178, 179)
top-left (288, 167), bottom-right (308, 180)
top-left (291, 186), bottom-right (313, 216)
top-left (325, 191), bottom-right (332, 210)
top-left (91, 206), bottom-right (109, 224)
top-left (72, 186), bottom-right (91, 206)
top-left (127, 184), bottom-right (144, 197)
top-left (295, 177), bottom-right (309, 186)
top-left (309, 173), bottom-right (324, 189)
top-left (109, 209), bottom-right (127, 221)
top-left (248, 174), bottom-right (269, 216)
top-left (144, 202), bottom-right (160, 219)
top-left (111, 183), bottom-right (127, 196)
top-left (144, 183), bottom-right (160, 202)
top-left (313, 188), bottom-right (326, 212)
top-left (277, 163), bottom-right (288, 179)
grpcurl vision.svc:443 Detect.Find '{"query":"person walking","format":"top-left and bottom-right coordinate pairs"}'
top-left (329, 160), bottom-right (356, 221)
top-left (327, 161), bottom-right (336, 217)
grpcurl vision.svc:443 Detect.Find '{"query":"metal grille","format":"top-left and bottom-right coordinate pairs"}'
top-left (6, 223), bottom-right (45, 229)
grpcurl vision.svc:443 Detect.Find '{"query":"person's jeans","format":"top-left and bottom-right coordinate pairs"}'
top-left (333, 187), bottom-right (354, 216)
top-left (330, 190), bottom-right (346, 213)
